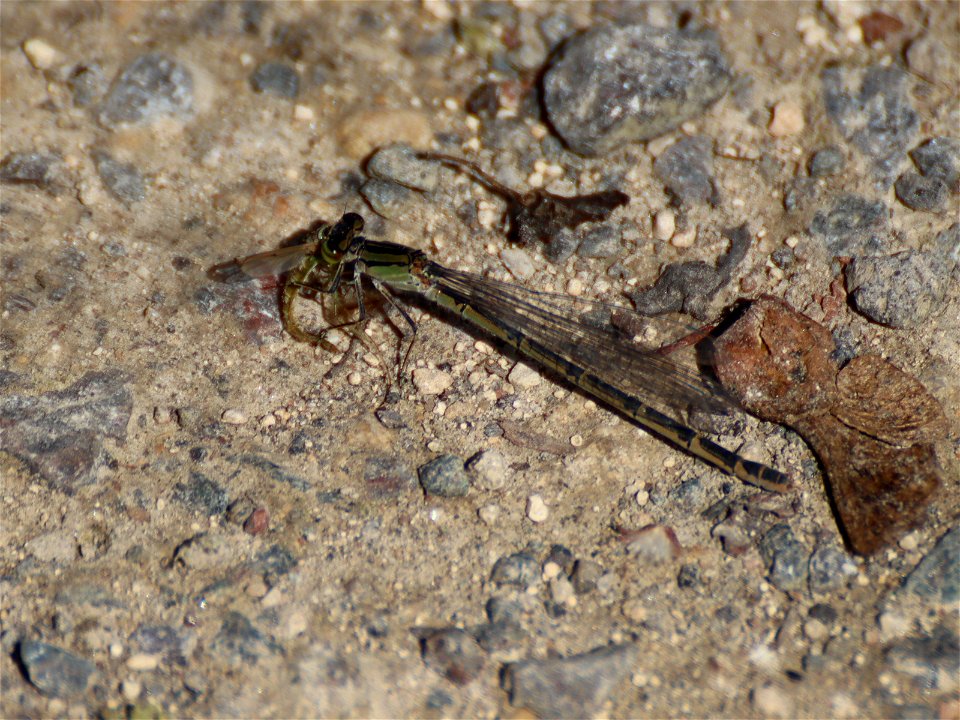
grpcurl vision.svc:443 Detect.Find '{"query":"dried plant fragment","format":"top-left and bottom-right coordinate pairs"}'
top-left (712, 297), bottom-right (946, 556)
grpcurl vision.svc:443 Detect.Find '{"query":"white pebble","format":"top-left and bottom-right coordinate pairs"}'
top-left (670, 225), bottom-right (697, 248)
top-left (526, 494), bottom-right (549, 523)
top-left (121, 678), bottom-right (142, 701)
top-left (22, 38), bottom-right (62, 69)
top-left (467, 449), bottom-right (508, 491)
top-left (412, 367), bottom-right (453, 395)
top-left (653, 209), bottom-right (676, 241)
top-left (508, 361), bottom-right (541, 389)
top-left (221, 408), bottom-right (247, 424)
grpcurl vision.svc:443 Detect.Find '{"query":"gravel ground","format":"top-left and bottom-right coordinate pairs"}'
top-left (1, 2), bottom-right (958, 718)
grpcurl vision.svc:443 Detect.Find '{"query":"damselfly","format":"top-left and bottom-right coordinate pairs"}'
top-left (210, 213), bottom-right (790, 492)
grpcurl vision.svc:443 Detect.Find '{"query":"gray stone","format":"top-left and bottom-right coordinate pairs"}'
top-left (418, 455), bottom-right (469, 497)
top-left (367, 144), bottom-right (439, 192)
top-left (894, 172), bottom-right (947, 212)
top-left (902, 527), bottom-right (959, 605)
top-left (20, 641), bottom-right (95, 697)
top-left (507, 643), bottom-right (639, 717)
top-left (759, 524), bottom-right (809, 592)
top-left (100, 53), bottom-right (193, 126)
top-left (543, 24), bottom-right (731, 156)
top-left (845, 250), bottom-right (952, 328)
top-left (653, 135), bottom-right (716, 205)
top-left (249, 62), bottom-right (300, 98)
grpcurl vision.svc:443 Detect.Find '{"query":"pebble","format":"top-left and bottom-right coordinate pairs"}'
top-left (566, 560), bottom-right (600, 596)
top-left (20, 641), bottom-right (95, 698)
top-left (0, 369), bottom-right (131, 492)
top-left (676, 563), bottom-right (702, 590)
top-left (249, 62), bottom-right (299, 98)
top-left (752, 682), bottom-right (795, 719)
top-left (821, 64), bottom-right (918, 186)
top-left (577, 224), bottom-right (620, 258)
top-left (902, 526), bottom-right (959, 606)
top-left (804, 618), bottom-right (829, 642)
top-left (412, 367), bottom-right (453, 395)
top-left (507, 643), bottom-right (639, 717)
top-left (360, 178), bottom-right (416, 220)
top-left (99, 53), bottom-right (194, 126)
top-left (419, 628), bottom-right (485, 685)
top-left (127, 653), bottom-right (160, 671)
top-left (910, 137), bottom-right (960, 187)
top-left (478, 504), bottom-right (500, 525)
top-left (490, 551), bottom-right (540, 588)
top-left (845, 249), bottom-right (953, 328)
top-left (894, 172), bottom-right (947, 212)
top-left (768, 100), bottom-right (805, 137)
top-left (366, 144), bottom-right (439, 192)
top-left (121, 678), bottom-right (143, 702)
top-left (22, 38), bottom-right (62, 69)
top-left (173, 471), bottom-right (229, 516)
top-left (508, 362), bottom-right (541, 389)
top-left (0, 151), bottom-right (61, 186)
top-left (808, 544), bottom-right (857, 595)
top-left (546, 544), bottom-right (576, 575)
top-left (466, 449), bottom-right (508, 491)
top-left (759, 524), bottom-right (809, 592)
top-left (418, 455), bottom-right (469, 497)
top-left (211, 611), bottom-right (281, 668)
top-left (242, 507), bottom-right (269, 535)
top-left (362, 455), bottom-right (417, 499)
top-left (808, 146), bottom-right (846, 178)
top-left (526, 494), bottom-right (549, 523)
top-left (653, 209), bottom-right (676, 241)
top-left (809, 194), bottom-right (887, 255)
top-left (68, 63), bottom-right (106, 107)
top-left (94, 151), bottom-right (146, 203)
top-left (653, 135), bottom-right (716, 205)
top-left (500, 247), bottom-right (535, 281)
top-left (542, 24), bottom-right (730, 155)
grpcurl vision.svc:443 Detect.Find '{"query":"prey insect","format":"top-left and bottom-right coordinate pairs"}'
top-left (210, 213), bottom-right (791, 492)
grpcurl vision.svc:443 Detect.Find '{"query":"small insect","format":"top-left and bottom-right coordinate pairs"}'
top-left (210, 212), bottom-right (790, 492)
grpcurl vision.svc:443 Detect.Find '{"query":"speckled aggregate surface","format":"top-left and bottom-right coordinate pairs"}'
top-left (1, 3), bottom-right (958, 718)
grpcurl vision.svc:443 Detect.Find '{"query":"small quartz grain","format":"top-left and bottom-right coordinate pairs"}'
top-left (508, 362), bottom-right (541, 389)
top-left (768, 101), bottom-right (805, 137)
top-left (526, 494), bottom-right (549, 523)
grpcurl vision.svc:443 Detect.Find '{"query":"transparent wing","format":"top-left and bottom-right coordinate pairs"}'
top-left (207, 242), bottom-right (319, 283)
top-left (426, 263), bottom-right (733, 416)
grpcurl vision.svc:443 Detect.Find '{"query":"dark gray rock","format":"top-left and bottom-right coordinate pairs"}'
top-left (249, 62), bottom-right (300, 98)
top-left (100, 53), bottom-right (193, 126)
top-left (628, 223), bottom-right (750, 318)
top-left (845, 249), bottom-right (953, 328)
top-left (174, 471), bottom-right (229, 516)
top-left (360, 178), bottom-right (416, 220)
top-left (809, 194), bottom-right (888, 255)
top-left (94, 151), bottom-right (146, 202)
top-left (894, 172), bottom-right (947, 212)
top-left (490, 552), bottom-right (539, 588)
top-left (210, 611), bottom-right (282, 667)
top-left (67, 63), bottom-right (106, 107)
top-left (808, 544), bottom-right (858, 595)
top-left (902, 527), bottom-right (959, 605)
top-left (577, 224), bottom-right (620, 258)
top-left (0, 370), bottom-right (132, 491)
top-left (20, 641), bottom-right (95, 697)
top-left (543, 24), bottom-right (731, 156)
top-left (910, 136), bottom-right (960, 187)
top-left (653, 135), bottom-right (716, 205)
top-left (808, 146), bottom-right (846, 178)
top-left (367, 144), bottom-right (439, 192)
top-left (506, 643), bottom-right (639, 717)
top-left (821, 64), bottom-right (919, 186)
top-left (419, 628), bottom-right (485, 685)
top-left (759, 524), bottom-right (809, 592)
top-left (0, 151), bottom-right (61, 186)
top-left (362, 455), bottom-right (417, 499)
top-left (418, 455), bottom-right (469, 497)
